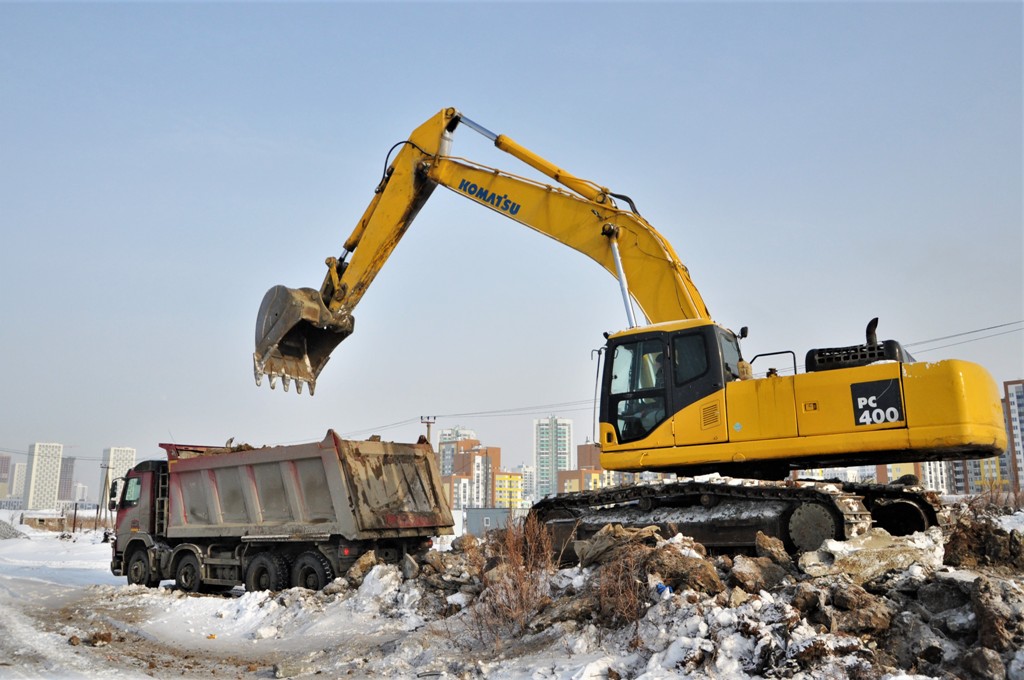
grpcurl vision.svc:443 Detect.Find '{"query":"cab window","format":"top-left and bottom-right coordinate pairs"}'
top-left (608, 338), bottom-right (668, 443)
top-left (718, 329), bottom-right (743, 382)
top-left (610, 339), bottom-right (665, 393)
top-left (122, 476), bottom-right (141, 508)
top-left (672, 333), bottom-right (708, 384)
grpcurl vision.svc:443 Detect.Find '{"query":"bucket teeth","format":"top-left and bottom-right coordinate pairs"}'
top-left (253, 361), bottom-right (316, 396)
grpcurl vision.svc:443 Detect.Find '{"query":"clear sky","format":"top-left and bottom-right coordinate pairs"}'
top-left (1, 2), bottom-right (1021, 500)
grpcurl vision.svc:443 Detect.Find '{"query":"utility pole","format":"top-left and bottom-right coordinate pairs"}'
top-left (420, 416), bottom-right (436, 448)
top-left (97, 464), bottom-right (111, 530)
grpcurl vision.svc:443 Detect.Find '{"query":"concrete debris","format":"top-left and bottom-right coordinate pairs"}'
top-left (798, 526), bottom-right (945, 583)
top-left (401, 506), bottom-right (1023, 679)
top-left (344, 549), bottom-right (379, 586)
top-left (730, 554), bottom-right (789, 593)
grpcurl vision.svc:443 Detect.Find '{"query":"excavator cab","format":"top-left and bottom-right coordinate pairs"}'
top-left (602, 320), bottom-right (744, 446)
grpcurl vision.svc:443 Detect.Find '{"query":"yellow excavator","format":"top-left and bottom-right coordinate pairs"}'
top-left (253, 108), bottom-right (1006, 552)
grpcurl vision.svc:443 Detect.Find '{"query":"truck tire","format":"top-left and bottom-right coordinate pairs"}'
top-left (291, 551), bottom-right (335, 590)
top-left (245, 553), bottom-right (289, 592)
top-left (175, 553), bottom-right (202, 593)
top-left (126, 550), bottom-right (160, 588)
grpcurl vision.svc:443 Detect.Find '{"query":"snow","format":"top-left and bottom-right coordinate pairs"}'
top-left (1, 508), bottom-right (1023, 679)
top-left (998, 510), bottom-right (1024, 534)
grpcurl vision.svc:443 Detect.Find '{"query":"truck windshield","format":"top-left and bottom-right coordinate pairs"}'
top-left (123, 477), bottom-right (141, 507)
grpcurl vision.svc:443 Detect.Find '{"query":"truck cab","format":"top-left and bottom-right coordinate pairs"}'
top-left (110, 460), bottom-right (165, 581)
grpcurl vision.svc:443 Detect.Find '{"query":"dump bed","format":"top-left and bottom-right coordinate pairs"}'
top-left (159, 430), bottom-right (453, 541)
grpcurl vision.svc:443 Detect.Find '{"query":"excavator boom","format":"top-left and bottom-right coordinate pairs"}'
top-left (253, 108), bottom-right (710, 394)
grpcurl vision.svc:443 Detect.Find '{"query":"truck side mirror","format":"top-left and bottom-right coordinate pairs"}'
top-left (108, 480), bottom-right (118, 511)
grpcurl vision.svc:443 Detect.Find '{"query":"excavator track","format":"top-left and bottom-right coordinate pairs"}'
top-left (836, 480), bottom-right (947, 536)
top-left (530, 476), bottom-right (934, 559)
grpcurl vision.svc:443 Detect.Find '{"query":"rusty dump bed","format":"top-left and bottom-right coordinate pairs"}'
top-left (159, 430), bottom-right (454, 541)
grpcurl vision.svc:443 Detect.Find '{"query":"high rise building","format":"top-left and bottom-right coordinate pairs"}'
top-left (103, 447), bottom-right (137, 490)
top-left (440, 441), bottom-right (501, 509)
top-left (470, 446), bottom-right (501, 507)
top-left (518, 464), bottom-right (536, 502)
top-left (918, 460), bottom-right (950, 494)
top-left (0, 454), bottom-right (9, 500)
top-left (58, 457), bottom-right (76, 501)
top-left (25, 443), bottom-right (62, 510)
top-left (446, 475), bottom-right (472, 511)
top-left (533, 416), bottom-right (573, 498)
top-left (1004, 380), bottom-right (1023, 493)
top-left (10, 463), bottom-right (26, 499)
top-left (437, 426), bottom-right (477, 477)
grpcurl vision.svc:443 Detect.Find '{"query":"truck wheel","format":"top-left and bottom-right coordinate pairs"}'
top-left (127, 550), bottom-right (159, 588)
top-left (245, 553), bottom-right (289, 592)
top-left (291, 551), bottom-right (335, 590)
top-left (175, 553), bottom-right (202, 593)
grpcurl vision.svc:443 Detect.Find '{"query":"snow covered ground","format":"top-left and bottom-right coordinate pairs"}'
top-left (1, 508), bottom-right (1023, 679)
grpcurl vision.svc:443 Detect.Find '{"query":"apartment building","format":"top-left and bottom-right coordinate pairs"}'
top-left (534, 416), bottom-right (573, 498)
top-left (24, 443), bottom-right (63, 511)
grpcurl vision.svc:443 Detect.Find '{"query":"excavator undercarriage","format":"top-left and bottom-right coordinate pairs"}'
top-left (531, 475), bottom-right (945, 559)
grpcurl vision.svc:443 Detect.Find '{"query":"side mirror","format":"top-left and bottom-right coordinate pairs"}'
top-left (108, 480), bottom-right (118, 511)
top-left (739, 326), bottom-right (749, 339)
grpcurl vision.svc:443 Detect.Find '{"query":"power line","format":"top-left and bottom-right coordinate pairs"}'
top-left (337, 400), bottom-right (596, 439)
top-left (910, 327), bottom-right (1023, 354)
top-left (904, 321), bottom-right (1023, 348)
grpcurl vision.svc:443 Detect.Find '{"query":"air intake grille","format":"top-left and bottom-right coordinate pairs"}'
top-left (701, 403), bottom-right (720, 430)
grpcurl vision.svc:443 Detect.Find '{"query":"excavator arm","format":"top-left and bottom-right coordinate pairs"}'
top-left (254, 107), bottom-right (711, 394)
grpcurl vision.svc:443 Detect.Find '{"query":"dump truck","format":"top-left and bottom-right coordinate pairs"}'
top-left (109, 430), bottom-right (454, 592)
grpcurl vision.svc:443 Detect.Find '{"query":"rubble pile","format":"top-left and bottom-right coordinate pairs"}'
top-left (0, 518), bottom-right (26, 540)
top-left (336, 507), bottom-right (1024, 679)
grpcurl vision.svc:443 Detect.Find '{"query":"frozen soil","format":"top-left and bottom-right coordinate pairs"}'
top-left (1, 505), bottom-right (1023, 679)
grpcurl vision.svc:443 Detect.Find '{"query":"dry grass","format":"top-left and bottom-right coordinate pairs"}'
top-left (954, 488), bottom-right (1024, 516)
top-left (469, 513), bottom-right (556, 642)
top-left (591, 542), bottom-right (650, 629)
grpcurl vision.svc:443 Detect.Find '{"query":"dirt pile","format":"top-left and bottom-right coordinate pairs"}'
top-left (945, 507), bottom-right (1024, 572)
top-left (366, 510), bottom-right (1024, 679)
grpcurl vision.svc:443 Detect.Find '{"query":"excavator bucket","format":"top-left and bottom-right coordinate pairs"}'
top-left (253, 285), bottom-right (354, 395)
